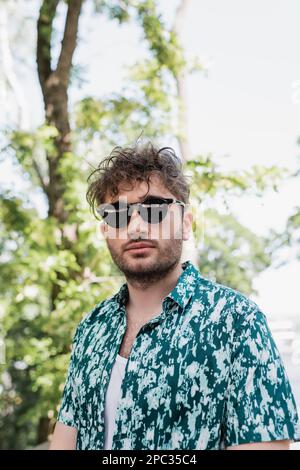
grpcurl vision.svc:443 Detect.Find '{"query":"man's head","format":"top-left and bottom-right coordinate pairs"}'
top-left (86, 142), bottom-right (193, 286)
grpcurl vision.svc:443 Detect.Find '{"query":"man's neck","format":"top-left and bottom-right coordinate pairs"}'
top-left (125, 262), bottom-right (183, 324)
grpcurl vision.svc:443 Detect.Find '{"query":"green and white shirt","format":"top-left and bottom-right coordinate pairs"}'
top-left (57, 260), bottom-right (300, 450)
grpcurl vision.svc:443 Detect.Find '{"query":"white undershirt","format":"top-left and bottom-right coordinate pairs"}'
top-left (103, 353), bottom-right (128, 450)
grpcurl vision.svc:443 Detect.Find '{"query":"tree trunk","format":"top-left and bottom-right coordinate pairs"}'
top-left (37, 416), bottom-right (51, 444)
top-left (172, 0), bottom-right (199, 266)
top-left (35, 0), bottom-right (83, 442)
top-left (37, 0), bottom-right (83, 223)
top-left (173, 0), bottom-right (192, 163)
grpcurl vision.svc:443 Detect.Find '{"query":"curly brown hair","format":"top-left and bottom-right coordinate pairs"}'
top-left (86, 142), bottom-right (190, 220)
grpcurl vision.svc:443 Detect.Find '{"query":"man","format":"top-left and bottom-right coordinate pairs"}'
top-left (50, 143), bottom-right (300, 450)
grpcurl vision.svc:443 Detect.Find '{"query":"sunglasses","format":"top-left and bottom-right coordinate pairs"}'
top-left (96, 196), bottom-right (185, 228)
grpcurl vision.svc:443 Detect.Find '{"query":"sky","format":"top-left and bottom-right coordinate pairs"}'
top-left (1, 0), bottom-right (300, 317)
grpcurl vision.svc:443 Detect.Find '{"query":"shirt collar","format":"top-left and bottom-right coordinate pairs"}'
top-left (113, 260), bottom-right (201, 311)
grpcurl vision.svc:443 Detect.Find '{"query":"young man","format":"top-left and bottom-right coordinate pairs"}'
top-left (50, 143), bottom-right (300, 450)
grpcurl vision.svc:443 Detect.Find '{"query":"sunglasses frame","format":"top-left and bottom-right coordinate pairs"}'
top-left (96, 196), bottom-right (186, 228)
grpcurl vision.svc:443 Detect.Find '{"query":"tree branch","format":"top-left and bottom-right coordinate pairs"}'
top-left (172, 0), bottom-right (192, 163)
top-left (32, 157), bottom-right (49, 196)
top-left (36, 0), bottom-right (59, 93)
top-left (173, 0), bottom-right (191, 37)
top-left (56, 0), bottom-right (83, 86)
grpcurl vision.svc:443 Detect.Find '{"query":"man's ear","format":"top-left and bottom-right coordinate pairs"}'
top-left (99, 221), bottom-right (107, 239)
top-left (182, 210), bottom-right (193, 241)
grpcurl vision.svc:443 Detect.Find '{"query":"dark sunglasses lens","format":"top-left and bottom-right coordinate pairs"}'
top-left (141, 205), bottom-right (168, 224)
top-left (103, 209), bottom-right (129, 228)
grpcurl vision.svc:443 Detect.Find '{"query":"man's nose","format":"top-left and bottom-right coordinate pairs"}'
top-left (127, 208), bottom-right (148, 237)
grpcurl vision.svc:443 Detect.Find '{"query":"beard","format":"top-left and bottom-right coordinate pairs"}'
top-left (106, 237), bottom-right (183, 288)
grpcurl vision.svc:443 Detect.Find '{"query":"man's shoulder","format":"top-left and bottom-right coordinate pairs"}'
top-left (194, 273), bottom-right (262, 325)
top-left (77, 293), bottom-right (119, 330)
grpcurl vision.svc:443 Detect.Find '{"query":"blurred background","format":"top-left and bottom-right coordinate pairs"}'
top-left (0, 0), bottom-right (299, 450)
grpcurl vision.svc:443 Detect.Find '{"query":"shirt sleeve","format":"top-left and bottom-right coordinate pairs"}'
top-left (222, 308), bottom-right (300, 448)
top-left (56, 322), bottom-right (83, 429)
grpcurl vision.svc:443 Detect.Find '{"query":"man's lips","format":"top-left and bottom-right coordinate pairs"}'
top-left (125, 242), bottom-right (155, 251)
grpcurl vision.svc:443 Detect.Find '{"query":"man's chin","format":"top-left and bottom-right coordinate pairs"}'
top-left (123, 256), bottom-right (156, 271)
top-left (120, 252), bottom-right (161, 272)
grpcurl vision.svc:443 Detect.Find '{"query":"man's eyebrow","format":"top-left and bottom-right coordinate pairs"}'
top-left (140, 194), bottom-right (162, 201)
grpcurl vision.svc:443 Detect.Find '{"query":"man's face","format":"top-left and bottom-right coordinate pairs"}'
top-left (100, 175), bottom-right (193, 285)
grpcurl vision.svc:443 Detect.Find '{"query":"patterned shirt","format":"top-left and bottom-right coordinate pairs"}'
top-left (57, 260), bottom-right (300, 449)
